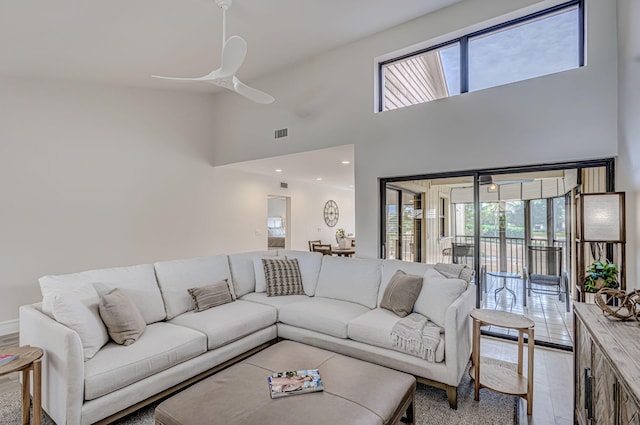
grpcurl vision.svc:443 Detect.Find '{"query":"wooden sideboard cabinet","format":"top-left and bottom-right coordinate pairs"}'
top-left (574, 303), bottom-right (640, 425)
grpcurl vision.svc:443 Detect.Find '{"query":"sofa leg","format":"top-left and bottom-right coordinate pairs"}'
top-left (446, 385), bottom-right (457, 409)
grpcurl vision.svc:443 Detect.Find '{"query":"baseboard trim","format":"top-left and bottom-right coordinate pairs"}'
top-left (0, 319), bottom-right (19, 336)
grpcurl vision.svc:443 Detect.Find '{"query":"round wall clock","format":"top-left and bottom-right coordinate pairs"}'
top-left (324, 200), bottom-right (339, 227)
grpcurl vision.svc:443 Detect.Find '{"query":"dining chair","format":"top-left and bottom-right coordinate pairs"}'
top-left (311, 244), bottom-right (333, 255)
top-left (308, 240), bottom-right (321, 252)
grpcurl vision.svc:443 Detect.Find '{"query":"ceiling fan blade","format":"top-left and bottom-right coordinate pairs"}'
top-left (220, 36), bottom-right (247, 76)
top-left (151, 73), bottom-right (216, 81)
top-left (233, 77), bottom-right (274, 104)
top-left (153, 36), bottom-right (246, 82)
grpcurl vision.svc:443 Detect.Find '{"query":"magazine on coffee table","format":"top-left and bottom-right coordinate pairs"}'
top-left (268, 369), bottom-right (324, 398)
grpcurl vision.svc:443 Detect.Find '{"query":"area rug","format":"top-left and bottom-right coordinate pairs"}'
top-left (0, 363), bottom-right (517, 425)
top-left (414, 362), bottom-right (519, 425)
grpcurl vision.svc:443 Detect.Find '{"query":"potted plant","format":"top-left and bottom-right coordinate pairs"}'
top-left (585, 260), bottom-right (619, 293)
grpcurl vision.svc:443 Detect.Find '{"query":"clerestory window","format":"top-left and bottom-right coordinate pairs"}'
top-left (379, 0), bottom-right (583, 112)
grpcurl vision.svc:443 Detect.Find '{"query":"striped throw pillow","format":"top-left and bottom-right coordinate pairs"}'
top-left (263, 258), bottom-right (304, 297)
top-left (188, 280), bottom-right (234, 312)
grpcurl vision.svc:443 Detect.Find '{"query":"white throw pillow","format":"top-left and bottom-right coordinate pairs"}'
top-left (51, 293), bottom-right (109, 361)
top-left (414, 269), bottom-right (467, 327)
top-left (40, 281), bottom-right (99, 318)
top-left (253, 256), bottom-right (286, 293)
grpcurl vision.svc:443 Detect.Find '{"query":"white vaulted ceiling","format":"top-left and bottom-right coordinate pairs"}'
top-left (0, 0), bottom-right (462, 92)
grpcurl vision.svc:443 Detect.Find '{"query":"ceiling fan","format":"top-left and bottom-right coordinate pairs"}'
top-left (479, 175), bottom-right (534, 192)
top-left (152, 0), bottom-right (275, 104)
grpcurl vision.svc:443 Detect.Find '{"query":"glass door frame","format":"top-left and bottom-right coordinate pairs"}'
top-left (384, 185), bottom-right (422, 262)
top-left (379, 158), bottom-right (615, 349)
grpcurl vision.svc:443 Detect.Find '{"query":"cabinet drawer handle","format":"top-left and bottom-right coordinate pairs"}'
top-left (584, 367), bottom-right (595, 419)
top-left (584, 368), bottom-right (591, 411)
top-left (587, 375), bottom-right (595, 420)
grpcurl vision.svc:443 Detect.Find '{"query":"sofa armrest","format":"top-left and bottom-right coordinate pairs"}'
top-left (443, 285), bottom-right (476, 386)
top-left (20, 304), bottom-right (84, 425)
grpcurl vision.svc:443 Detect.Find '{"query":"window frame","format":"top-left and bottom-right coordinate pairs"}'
top-left (377, 0), bottom-right (584, 112)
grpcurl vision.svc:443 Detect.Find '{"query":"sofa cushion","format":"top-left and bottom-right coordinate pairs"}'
top-left (379, 260), bottom-right (432, 306)
top-left (255, 257), bottom-right (281, 293)
top-left (98, 288), bottom-right (146, 346)
top-left (154, 255), bottom-right (233, 320)
top-left (84, 322), bottom-right (206, 400)
top-left (239, 292), bottom-right (311, 312)
top-left (51, 293), bottom-right (109, 361)
top-left (348, 309), bottom-right (445, 363)
top-left (168, 300), bottom-right (277, 350)
top-left (277, 250), bottom-right (323, 296)
top-left (264, 258), bottom-right (305, 297)
top-left (278, 297), bottom-right (370, 339)
top-left (314, 256), bottom-right (382, 309)
top-left (228, 251), bottom-right (277, 297)
top-left (188, 280), bottom-right (234, 312)
top-left (379, 270), bottom-right (423, 317)
top-left (414, 269), bottom-right (467, 327)
top-left (40, 263), bottom-right (165, 325)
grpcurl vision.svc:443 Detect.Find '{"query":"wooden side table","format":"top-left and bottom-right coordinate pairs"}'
top-left (469, 309), bottom-right (535, 415)
top-left (0, 345), bottom-right (44, 425)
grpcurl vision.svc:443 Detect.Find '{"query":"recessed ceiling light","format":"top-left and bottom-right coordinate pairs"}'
top-left (349, 185), bottom-right (354, 188)
top-left (316, 177), bottom-right (323, 181)
top-left (275, 169), bottom-right (282, 173)
top-left (341, 161), bottom-right (351, 165)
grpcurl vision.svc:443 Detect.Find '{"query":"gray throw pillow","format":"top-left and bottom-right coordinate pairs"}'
top-left (263, 258), bottom-right (304, 297)
top-left (188, 280), bottom-right (234, 312)
top-left (380, 269), bottom-right (424, 317)
top-left (99, 288), bottom-right (146, 346)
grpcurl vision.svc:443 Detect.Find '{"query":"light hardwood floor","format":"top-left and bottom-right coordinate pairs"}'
top-left (0, 335), bottom-right (573, 424)
top-left (481, 336), bottom-right (573, 425)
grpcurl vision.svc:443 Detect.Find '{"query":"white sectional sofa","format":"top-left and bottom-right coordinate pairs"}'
top-left (19, 250), bottom-right (475, 425)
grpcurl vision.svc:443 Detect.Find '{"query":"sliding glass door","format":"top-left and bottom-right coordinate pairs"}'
top-left (379, 159), bottom-right (615, 350)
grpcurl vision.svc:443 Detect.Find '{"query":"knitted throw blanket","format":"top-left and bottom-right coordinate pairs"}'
top-left (391, 313), bottom-right (442, 362)
top-left (434, 263), bottom-right (475, 284)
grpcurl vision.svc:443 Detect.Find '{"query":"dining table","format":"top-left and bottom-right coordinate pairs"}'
top-left (331, 247), bottom-right (355, 257)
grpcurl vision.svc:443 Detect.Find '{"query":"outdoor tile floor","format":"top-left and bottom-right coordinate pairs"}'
top-left (480, 274), bottom-right (574, 348)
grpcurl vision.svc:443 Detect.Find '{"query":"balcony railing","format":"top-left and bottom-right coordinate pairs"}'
top-left (453, 236), bottom-right (567, 274)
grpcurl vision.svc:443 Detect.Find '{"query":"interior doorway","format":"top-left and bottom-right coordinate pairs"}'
top-left (379, 158), bottom-right (615, 350)
top-left (267, 196), bottom-right (290, 250)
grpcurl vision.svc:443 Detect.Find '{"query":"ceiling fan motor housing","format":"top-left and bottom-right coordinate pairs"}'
top-left (216, 0), bottom-right (233, 10)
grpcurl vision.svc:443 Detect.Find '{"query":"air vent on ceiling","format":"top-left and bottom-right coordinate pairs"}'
top-left (274, 128), bottom-right (288, 139)
top-left (280, 182), bottom-right (288, 189)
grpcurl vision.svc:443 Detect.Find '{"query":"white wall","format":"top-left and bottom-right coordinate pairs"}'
top-left (207, 0), bottom-right (620, 269)
top-left (0, 78), bottom-right (355, 323)
top-left (0, 77), bottom-right (223, 321)
top-left (212, 166), bottom-right (355, 253)
top-left (617, 0), bottom-right (640, 290)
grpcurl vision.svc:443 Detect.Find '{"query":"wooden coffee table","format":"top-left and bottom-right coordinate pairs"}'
top-left (0, 345), bottom-right (44, 425)
top-left (155, 341), bottom-right (416, 425)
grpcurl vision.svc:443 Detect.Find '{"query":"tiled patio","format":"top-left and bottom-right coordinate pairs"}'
top-left (479, 274), bottom-right (574, 348)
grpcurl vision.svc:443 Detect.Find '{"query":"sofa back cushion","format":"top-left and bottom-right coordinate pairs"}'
top-left (314, 256), bottom-right (382, 309)
top-left (277, 250), bottom-right (323, 296)
top-left (39, 263), bottom-right (165, 325)
top-left (379, 260), bottom-right (432, 306)
top-left (154, 255), bottom-right (232, 320)
top-left (228, 251), bottom-right (276, 297)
